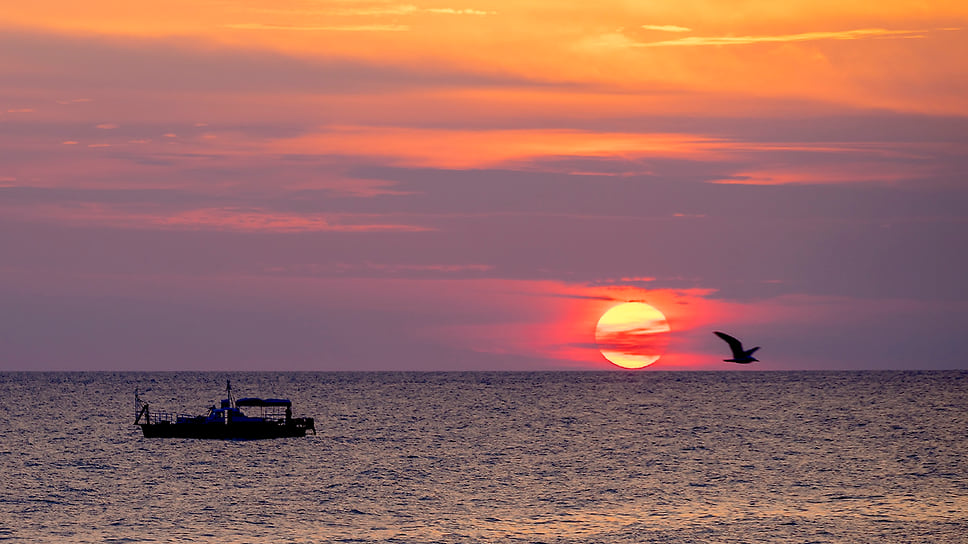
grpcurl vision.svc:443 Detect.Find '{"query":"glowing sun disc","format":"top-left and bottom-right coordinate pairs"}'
top-left (595, 302), bottom-right (671, 369)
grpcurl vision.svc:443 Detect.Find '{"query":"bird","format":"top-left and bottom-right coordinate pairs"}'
top-left (713, 331), bottom-right (760, 364)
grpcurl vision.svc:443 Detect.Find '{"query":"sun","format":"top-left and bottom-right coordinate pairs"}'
top-left (595, 302), bottom-right (671, 369)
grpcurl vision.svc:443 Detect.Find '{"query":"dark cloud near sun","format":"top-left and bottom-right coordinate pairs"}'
top-left (447, 111), bottom-right (968, 144)
top-left (0, 27), bottom-right (546, 94)
top-left (346, 164), bottom-right (968, 222)
top-left (0, 120), bottom-right (311, 142)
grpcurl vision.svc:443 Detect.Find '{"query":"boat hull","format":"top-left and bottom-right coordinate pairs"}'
top-left (139, 419), bottom-right (313, 440)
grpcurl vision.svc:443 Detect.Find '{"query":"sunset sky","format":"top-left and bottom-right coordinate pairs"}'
top-left (2, 1), bottom-right (966, 370)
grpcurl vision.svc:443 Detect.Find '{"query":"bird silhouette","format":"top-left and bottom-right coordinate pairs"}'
top-left (713, 331), bottom-right (760, 364)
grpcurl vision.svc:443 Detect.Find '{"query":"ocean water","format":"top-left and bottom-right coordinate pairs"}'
top-left (0, 371), bottom-right (966, 543)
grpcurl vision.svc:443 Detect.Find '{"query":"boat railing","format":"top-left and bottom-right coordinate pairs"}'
top-left (252, 407), bottom-right (289, 423)
top-left (135, 408), bottom-right (199, 425)
top-left (157, 411), bottom-right (199, 424)
top-left (134, 388), bottom-right (203, 425)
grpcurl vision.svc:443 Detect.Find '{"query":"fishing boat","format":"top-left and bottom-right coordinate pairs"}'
top-left (134, 380), bottom-right (315, 439)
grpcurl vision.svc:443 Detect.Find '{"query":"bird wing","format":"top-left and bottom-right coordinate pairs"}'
top-left (713, 331), bottom-right (745, 355)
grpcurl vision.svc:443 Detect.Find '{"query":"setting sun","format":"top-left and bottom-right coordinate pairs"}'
top-left (595, 302), bottom-right (671, 369)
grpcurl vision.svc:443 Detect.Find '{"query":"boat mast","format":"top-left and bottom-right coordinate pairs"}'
top-left (134, 388), bottom-right (150, 425)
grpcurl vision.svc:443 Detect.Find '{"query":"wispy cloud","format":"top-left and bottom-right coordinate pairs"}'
top-left (226, 23), bottom-right (410, 32)
top-left (157, 208), bottom-right (431, 232)
top-left (2, 201), bottom-right (433, 233)
top-left (314, 4), bottom-right (420, 16)
top-left (269, 126), bottom-right (726, 169)
top-left (361, 262), bottom-right (493, 273)
top-left (226, 3), bottom-right (496, 30)
top-left (240, 4), bottom-right (495, 17)
top-left (635, 28), bottom-right (932, 47)
top-left (266, 262), bottom-right (494, 276)
top-left (641, 24), bottom-right (691, 33)
top-left (425, 8), bottom-right (495, 15)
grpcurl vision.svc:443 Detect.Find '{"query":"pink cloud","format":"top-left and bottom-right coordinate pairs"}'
top-left (1, 202), bottom-right (432, 233)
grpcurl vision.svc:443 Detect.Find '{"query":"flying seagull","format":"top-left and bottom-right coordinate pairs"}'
top-left (713, 331), bottom-right (760, 364)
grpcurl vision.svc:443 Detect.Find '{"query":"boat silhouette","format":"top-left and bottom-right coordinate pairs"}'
top-left (135, 380), bottom-right (315, 439)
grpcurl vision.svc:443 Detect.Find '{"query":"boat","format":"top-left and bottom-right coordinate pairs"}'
top-left (134, 380), bottom-right (315, 439)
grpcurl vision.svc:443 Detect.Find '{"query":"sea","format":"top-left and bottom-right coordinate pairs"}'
top-left (0, 371), bottom-right (966, 543)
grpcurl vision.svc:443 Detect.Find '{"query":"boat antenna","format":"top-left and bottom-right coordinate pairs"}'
top-left (134, 387), bottom-right (150, 425)
top-left (226, 379), bottom-right (235, 408)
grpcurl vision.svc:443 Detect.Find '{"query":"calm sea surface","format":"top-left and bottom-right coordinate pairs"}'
top-left (0, 371), bottom-right (966, 543)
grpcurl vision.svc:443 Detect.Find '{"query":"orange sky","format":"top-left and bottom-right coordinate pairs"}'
top-left (4, 0), bottom-right (966, 115)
